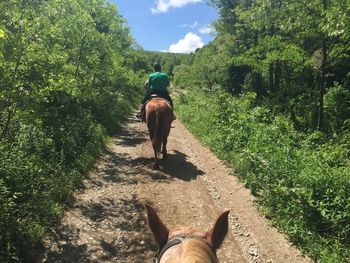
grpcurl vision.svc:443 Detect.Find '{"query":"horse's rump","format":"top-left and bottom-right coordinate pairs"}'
top-left (146, 98), bottom-right (172, 141)
top-left (145, 98), bottom-right (173, 168)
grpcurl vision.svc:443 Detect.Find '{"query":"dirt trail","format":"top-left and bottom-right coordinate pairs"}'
top-left (42, 116), bottom-right (312, 263)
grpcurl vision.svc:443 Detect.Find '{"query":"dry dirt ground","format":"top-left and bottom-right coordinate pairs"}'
top-left (41, 116), bottom-right (312, 263)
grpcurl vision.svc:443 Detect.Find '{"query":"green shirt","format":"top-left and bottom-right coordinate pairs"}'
top-left (148, 72), bottom-right (170, 93)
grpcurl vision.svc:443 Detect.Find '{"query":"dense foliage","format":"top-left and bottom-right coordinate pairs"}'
top-left (144, 50), bottom-right (188, 77)
top-left (1, 0), bottom-right (349, 261)
top-left (175, 0), bottom-right (350, 132)
top-left (173, 0), bottom-right (350, 261)
top-left (175, 88), bottom-right (350, 262)
top-left (0, 0), bottom-right (145, 261)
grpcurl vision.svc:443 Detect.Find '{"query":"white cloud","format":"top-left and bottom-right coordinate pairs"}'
top-left (181, 21), bottom-right (198, 28)
top-left (151, 0), bottom-right (202, 14)
top-left (168, 32), bottom-right (204, 53)
top-left (199, 25), bottom-right (214, 34)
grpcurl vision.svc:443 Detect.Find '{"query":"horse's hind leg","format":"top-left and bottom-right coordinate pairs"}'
top-left (153, 151), bottom-right (159, 169)
top-left (162, 119), bottom-right (171, 160)
top-left (162, 137), bottom-right (168, 159)
top-left (153, 144), bottom-right (160, 169)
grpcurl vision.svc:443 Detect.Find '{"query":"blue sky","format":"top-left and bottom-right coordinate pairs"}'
top-left (111, 0), bottom-right (218, 53)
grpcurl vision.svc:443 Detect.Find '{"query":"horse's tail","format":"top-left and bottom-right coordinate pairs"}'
top-left (153, 110), bottom-right (162, 153)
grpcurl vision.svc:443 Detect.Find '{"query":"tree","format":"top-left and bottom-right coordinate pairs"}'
top-left (0, 0), bottom-right (145, 260)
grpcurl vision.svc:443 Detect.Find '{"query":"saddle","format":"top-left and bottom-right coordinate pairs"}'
top-left (145, 94), bottom-right (172, 107)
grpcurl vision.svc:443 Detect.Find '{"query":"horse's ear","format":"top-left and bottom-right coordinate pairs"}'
top-left (207, 211), bottom-right (230, 250)
top-left (145, 204), bottom-right (169, 248)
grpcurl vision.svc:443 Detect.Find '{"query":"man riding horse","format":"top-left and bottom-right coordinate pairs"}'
top-left (137, 64), bottom-right (175, 122)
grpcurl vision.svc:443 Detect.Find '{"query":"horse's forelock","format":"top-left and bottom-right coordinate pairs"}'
top-left (169, 226), bottom-right (206, 239)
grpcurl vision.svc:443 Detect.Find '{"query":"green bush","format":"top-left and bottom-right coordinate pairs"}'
top-left (175, 87), bottom-right (350, 262)
top-left (324, 83), bottom-right (350, 131)
top-left (0, 0), bottom-right (144, 261)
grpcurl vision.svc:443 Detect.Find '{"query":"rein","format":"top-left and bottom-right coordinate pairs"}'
top-left (154, 233), bottom-right (215, 263)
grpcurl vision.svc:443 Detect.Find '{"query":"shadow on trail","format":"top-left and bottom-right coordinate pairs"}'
top-left (161, 150), bottom-right (204, 181)
top-left (76, 198), bottom-right (117, 222)
top-left (95, 149), bottom-right (141, 185)
top-left (95, 195), bottom-right (156, 261)
top-left (44, 195), bottom-right (156, 263)
top-left (43, 224), bottom-right (93, 263)
top-left (131, 150), bottom-right (204, 182)
top-left (114, 117), bottom-right (148, 147)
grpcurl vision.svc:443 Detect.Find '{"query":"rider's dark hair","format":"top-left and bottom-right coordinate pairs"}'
top-left (154, 64), bottom-right (161, 72)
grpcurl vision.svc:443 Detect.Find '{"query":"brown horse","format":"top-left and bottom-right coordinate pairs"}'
top-left (145, 204), bottom-right (230, 263)
top-left (145, 98), bottom-right (173, 169)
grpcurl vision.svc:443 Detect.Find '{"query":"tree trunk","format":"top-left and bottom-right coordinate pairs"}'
top-left (275, 61), bottom-right (281, 91)
top-left (317, 0), bottom-right (328, 131)
top-left (75, 32), bottom-right (87, 80)
top-left (269, 63), bottom-right (274, 93)
top-left (0, 108), bottom-right (17, 142)
top-left (317, 37), bottom-right (327, 131)
top-left (254, 72), bottom-right (265, 103)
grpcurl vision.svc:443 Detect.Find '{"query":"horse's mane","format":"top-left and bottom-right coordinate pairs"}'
top-left (180, 239), bottom-right (217, 263)
top-left (165, 239), bottom-right (216, 263)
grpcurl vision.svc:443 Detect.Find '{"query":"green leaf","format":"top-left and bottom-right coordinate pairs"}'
top-left (0, 28), bottom-right (5, 38)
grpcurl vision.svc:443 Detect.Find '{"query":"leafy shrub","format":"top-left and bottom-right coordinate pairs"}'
top-left (175, 87), bottom-right (350, 262)
top-left (0, 0), bottom-right (144, 261)
top-left (324, 83), bottom-right (350, 131)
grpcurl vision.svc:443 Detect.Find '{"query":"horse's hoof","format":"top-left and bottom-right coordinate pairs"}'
top-left (153, 163), bottom-right (160, 170)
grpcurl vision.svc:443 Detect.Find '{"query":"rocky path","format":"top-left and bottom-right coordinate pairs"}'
top-left (41, 116), bottom-right (312, 263)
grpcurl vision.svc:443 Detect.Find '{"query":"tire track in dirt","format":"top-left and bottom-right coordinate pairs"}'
top-left (41, 116), bottom-right (312, 263)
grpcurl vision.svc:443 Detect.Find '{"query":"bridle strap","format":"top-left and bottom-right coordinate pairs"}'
top-left (154, 233), bottom-right (214, 263)
top-left (154, 238), bottom-right (183, 263)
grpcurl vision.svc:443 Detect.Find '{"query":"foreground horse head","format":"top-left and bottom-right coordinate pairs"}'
top-left (145, 98), bottom-right (173, 169)
top-left (145, 204), bottom-right (230, 263)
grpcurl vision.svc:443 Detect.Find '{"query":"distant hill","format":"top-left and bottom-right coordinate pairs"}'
top-left (142, 50), bottom-right (190, 76)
